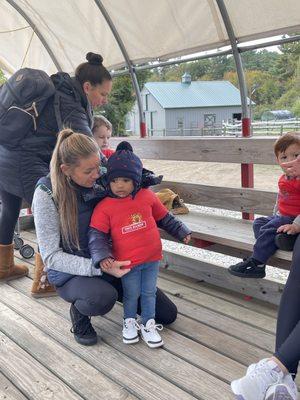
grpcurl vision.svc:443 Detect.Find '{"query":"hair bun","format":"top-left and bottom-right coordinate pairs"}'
top-left (86, 52), bottom-right (103, 65)
top-left (116, 141), bottom-right (133, 152)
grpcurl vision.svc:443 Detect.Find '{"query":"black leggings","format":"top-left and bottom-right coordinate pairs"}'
top-left (56, 274), bottom-right (177, 325)
top-left (0, 189), bottom-right (22, 245)
top-left (275, 234), bottom-right (300, 375)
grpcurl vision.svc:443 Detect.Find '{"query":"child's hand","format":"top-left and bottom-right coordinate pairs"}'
top-left (100, 257), bottom-right (114, 270)
top-left (277, 223), bottom-right (300, 235)
top-left (183, 234), bottom-right (191, 244)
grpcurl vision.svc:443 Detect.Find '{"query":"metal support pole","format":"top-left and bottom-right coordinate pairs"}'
top-left (216, 0), bottom-right (253, 220)
top-left (6, 0), bottom-right (62, 71)
top-left (94, 0), bottom-right (146, 137)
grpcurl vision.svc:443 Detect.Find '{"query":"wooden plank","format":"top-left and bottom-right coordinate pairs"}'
top-left (0, 283), bottom-right (197, 400)
top-left (104, 303), bottom-right (249, 382)
top-left (159, 266), bottom-right (279, 316)
top-left (0, 302), bottom-right (137, 400)
top-left (209, 244), bottom-right (291, 270)
top-left (34, 298), bottom-right (233, 400)
top-left (0, 320), bottom-right (83, 400)
top-left (156, 275), bottom-right (276, 333)
top-left (153, 283), bottom-right (276, 352)
top-left (155, 181), bottom-right (277, 215)
top-left (0, 372), bottom-right (28, 400)
top-left (11, 276), bottom-right (271, 365)
top-left (111, 136), bottom-right (277, 165)
top-left (161, 250), bottom-right (285, 306)
top-left (3, 281), bottom-right (232, 400)
top-left (163, 211), bottom-right (292, 263)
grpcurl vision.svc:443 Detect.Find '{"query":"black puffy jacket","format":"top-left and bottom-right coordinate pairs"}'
top-left (0, 72), bottom-right (93, 204)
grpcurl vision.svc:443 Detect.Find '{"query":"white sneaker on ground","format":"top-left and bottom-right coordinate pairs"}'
top-left (231, 359), bottom-right (284, 400)
top-left (140, 319), bottom-right (164, 348)
top-left (265, 373), bottom-right (298, 400)
top-left (122, 318), bottom-right (140, 344)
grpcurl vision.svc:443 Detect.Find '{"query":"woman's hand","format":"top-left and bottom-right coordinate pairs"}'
top-left (281, 156), bottom-right (300, 177)
top-left (277, 223), bottom-right (300, 235)
top-left (101, 260), bottom-right (131, 278)
top-left (183, 234), bottom-right (191, 244)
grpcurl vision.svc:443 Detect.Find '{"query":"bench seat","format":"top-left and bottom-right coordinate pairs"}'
top-left (161, 210), bottom-right (292, 268)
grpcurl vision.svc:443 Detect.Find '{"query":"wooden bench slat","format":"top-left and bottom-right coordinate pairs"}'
top-left (155, 181), bottom-right (277, 215)
top-left (111, 136), bottom-right (277, 165)
top-left (161, 211), bottom-right (292, 264)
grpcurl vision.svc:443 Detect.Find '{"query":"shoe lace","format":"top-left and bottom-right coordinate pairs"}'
top-left (124, 319), bottom-right (140, 330)
top-left (144, 321), bottom-right (163, 333)
top-left (70, 315), bottom-right (95, 336)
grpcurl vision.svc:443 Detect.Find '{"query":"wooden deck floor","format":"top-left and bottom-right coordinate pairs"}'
top-left (0, 229), bottom-right (289, 400)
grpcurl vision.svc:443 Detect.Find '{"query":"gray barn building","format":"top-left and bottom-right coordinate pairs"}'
top-left (126, 73), bottom-right (247, 136)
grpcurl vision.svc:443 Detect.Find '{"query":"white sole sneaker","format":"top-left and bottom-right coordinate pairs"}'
top-left (231, 380), bottom-right (247, 400)
top-left (122, 336), bottom-right (139, 344)
top-left (141, 336), bottom-right (164, 348)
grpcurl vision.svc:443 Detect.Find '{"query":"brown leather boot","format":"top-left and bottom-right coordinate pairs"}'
top-left (31, 252), bottom-right (57, 298)
top-left (0, 243), bottom-right (29, 281)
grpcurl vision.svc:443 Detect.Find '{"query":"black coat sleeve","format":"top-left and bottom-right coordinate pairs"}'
top-left (88, 227), bottom-right (113, 268)
top-left (61, 105), bottom-right (93, 136)
top-left (157, 212), bottom-right (191, 241)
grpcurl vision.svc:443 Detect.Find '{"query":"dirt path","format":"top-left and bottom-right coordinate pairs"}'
top-left (143, 160), bottom-right (281, 191)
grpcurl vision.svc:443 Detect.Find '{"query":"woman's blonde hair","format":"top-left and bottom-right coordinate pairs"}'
top-left (50, 128), bottom-right (99, 250)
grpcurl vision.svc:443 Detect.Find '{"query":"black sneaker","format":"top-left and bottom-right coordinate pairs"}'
top-left (275, 233), bottom-right (298, 252)
top-left (228, 257), bottom-right (266, 278)
top-left (70, 304), bottom-right (97, 346)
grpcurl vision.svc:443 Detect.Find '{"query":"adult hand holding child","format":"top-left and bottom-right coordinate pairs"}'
top-left (100, 258), bottom-right (131, 278)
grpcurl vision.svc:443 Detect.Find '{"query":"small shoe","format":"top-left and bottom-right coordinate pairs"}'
top-left (140, 319), bottom-right (164, 348)
top-left (122, 318), bottom-right (140, 344)
top-left (70, 304), bottom-right (97, 346)
top-left (275, 233), bottom-right (298, 252)
top-left (228, 257), bottom-right (266, 278)
top-left (231, 359), bottom-right (284, 400)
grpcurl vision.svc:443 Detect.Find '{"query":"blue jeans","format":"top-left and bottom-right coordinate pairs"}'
top-left (121, 261), bottom-right (160, 325)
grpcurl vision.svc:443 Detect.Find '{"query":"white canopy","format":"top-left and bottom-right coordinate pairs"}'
top-left (1, 0), bottom-right (300, 75)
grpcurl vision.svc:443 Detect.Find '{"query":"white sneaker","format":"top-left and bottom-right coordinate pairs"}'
top-left (265, 374), bottom-right (298, 400)
top-left (140, 319), bottom-right (164, 348)
top-left (231, 359), bottom-right (284, 400)
top-left (122, 318), bottom-right (140, 344)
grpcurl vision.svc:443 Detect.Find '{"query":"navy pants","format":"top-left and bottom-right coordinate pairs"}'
top-left (275, 234), bottom-right (300, 376)
top-left (252, 215), bottom-right (295, 264)
top-left (56, 272), bottom-right (177, 325)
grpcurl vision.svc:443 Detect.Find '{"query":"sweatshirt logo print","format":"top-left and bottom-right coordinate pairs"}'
top-left (122, 213), bottom-right (147, 234)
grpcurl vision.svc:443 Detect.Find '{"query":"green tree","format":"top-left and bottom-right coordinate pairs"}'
top-left (100, 75), bottom-right (135, 135)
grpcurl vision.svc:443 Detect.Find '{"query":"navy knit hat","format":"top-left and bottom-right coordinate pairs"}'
top-left (107, 142), bottom-right (143, 185)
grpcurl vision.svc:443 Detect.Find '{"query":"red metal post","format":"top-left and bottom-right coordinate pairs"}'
top-left (140, 121), bottom-right (147, 138)
top-left (241, 117), bottom-right (254, 220)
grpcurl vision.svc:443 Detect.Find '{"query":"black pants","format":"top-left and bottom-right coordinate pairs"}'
top-left (56, 273), bottom-right (177, 325)
top-left (0, 189), bottom-right (22, 245)
top-left (274, 234), bottom-right (300, 375)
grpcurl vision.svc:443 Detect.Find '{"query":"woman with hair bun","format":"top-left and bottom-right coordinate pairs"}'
top-left (0, 52), bottom-right (112, 296)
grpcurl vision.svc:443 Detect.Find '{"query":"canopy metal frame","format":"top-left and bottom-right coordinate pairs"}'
top-left (6, 0), bottom-right (62, 71)
top-left (94, 0), bottom-right (146, 137)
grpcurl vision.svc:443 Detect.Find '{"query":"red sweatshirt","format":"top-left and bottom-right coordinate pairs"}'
top-left (90, 189), bottom-right (168, 268)
top-left (101, 148), bottom-right (115, 159)
top-left (278, 174), bottom-right (300, 216)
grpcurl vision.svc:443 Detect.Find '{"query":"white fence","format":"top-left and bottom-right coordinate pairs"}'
top-left (147, 119), bottom-right (300, 137)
